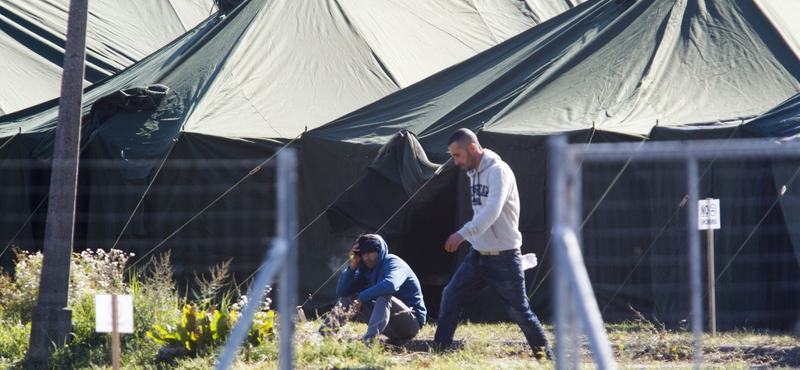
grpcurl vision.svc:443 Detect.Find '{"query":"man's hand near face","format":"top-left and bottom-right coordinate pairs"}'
top-left (348, 244), bottom-right (360, 270)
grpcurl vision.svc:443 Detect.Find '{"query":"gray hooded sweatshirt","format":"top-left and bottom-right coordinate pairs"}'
top-left (456, 149), bottom-right (522, 252)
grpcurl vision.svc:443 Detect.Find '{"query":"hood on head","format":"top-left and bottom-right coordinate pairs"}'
top-left (360, 234), bottom-right (389, 285)
top-left (360, 234), bottom-right (388, 265)
top-left (359, 234), bottom-right (387, 261)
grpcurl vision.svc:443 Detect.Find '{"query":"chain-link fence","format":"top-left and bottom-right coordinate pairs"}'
top-left (550, 136), bottom-right (800, 369)
top-left (0, 143), bottom-right (298, 368)
top-left (1, 154), bottom-right (283, 289)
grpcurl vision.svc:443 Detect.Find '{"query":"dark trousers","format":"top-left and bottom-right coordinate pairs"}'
top-left (323, 293), bottom-right (421, 340)
top-left (434, 249), bottom-right (553, 358)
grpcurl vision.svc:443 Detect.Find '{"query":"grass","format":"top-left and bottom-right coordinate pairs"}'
top-left (0, 248), bottom-right (798, 369)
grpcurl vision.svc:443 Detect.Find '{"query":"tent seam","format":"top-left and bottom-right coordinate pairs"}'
top-left (466, 0), bottom-right (500, 44)
top-left (230, 69), bottom-right (282, 137)
top-left (332, 0), bottom-right (400, 88)
top-left (625, 0), bottom-right (688, 127)
top-left (165, 0), bottom-right (189, 30)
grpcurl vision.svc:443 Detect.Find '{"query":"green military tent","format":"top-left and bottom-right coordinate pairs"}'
top-left (745, 92), bottom-right (800, 138)
top-left (0, 0), bottom-right (215, 115)
top-left (0, 0), bottom-right (579, 292)
top-left (298, 0), bottom-right (800, 327)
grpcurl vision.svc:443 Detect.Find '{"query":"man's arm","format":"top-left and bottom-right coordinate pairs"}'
top-left (336, 268), bottom-right (361, 297)
top-left (357, 258), bottom-right (404, 302)
top-left (336, 243), bottom-right (364, 297)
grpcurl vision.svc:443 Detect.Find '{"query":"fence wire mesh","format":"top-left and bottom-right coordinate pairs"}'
top-left (0, 157), bottom-right (280, 290)
top-left (553, 136), bottom-right (800, 368)
top-left (573, 143), bottom-right (800, 330)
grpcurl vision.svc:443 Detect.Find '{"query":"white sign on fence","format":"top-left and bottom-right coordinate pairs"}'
top-left (698, 198), bottom-right (721, 230)
top-left (95, 294), bottom-right (134, 333)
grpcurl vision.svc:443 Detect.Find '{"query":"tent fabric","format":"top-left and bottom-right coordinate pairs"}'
top-left (1, 0), bottom-right (578, 139)
top-left (0, 0), bottom-right (215, 115)
top-left (299, 0), bottom-right (800, 327)
top-left (0, 0), bottom-right (581, 295)
top-left (303, 0), bottom-right (800, 246)
top-left (485, 0), bottom-right (800, 136)
top-left (744, 92), bottom-right (800, 277)
top-left (177, 0), bottom-right (579, 139)
top-left (327, 130), bottom-right (458, 237)
top-left (306, 0), bottom-right (800, 149)
top-left (743, 92), bottom-right (800, 138)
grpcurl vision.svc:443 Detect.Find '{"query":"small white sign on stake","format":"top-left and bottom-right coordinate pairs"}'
top-left (95, 294), bottom-right (134, 333)
top-left (698, 198), bottom-right (721, 230)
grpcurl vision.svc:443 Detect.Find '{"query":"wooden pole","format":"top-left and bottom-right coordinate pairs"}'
top-left (706, 198), bottom-right (716, 336)
top-left (112, 294), bottom-right (120, 370)
top-left (28, 0), bottom-right (88, 360)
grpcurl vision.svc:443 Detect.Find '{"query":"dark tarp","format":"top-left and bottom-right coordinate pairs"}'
top-left (745, 92), bottom-right (800, 266)
top-left (745, 93), bottom-right (800, 268)
top-left (637, 123), bottom-right (800, 329)
top-left (741, 94), bottom-right (800, 327)
top-left (327, 130), bottom-right (458, 237)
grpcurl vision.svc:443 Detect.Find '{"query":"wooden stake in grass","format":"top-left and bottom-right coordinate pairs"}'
top-left (96, 294), bottom-right (134, 369)
top-left (112, 294), bottom-right (120, 370)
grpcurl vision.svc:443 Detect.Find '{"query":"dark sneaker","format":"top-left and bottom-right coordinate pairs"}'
top-left (533, 346), bottom-right (554, 361)
top-left (383, 337), bottom-right (410, 347)
top-left (360, 334), bottom-right (378, 344)
top-left (431, 341), bottom-right (452, 353)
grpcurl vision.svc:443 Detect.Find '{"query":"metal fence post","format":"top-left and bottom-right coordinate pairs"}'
top-left (277, 148), bottom-right (298, 370)
top-left (215, 149), bottom-right (297, 370)
top-left (551, 135), bottom-right (618, 370)
top-left (549, 135), bottom-right (571, 370)
top-left (686, 158), bottom-right (703, 368)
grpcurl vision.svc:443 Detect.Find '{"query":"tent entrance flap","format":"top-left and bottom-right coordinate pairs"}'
top-left (395, 178), bottom-right (457, 320)
top-left (324, 130), bottom-right (459, 318)
top-left (325, 130), bottom-right (457, 237)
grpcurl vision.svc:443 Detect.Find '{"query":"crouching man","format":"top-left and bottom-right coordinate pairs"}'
top-left (320, 234), bottom-right (426, 342)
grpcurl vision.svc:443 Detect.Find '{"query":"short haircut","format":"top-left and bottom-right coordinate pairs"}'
top-left (448, 128), bottom-right (481, 149)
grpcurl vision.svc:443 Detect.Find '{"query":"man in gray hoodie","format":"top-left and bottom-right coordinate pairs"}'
top-left (434, 128), bottom-right (553, 360)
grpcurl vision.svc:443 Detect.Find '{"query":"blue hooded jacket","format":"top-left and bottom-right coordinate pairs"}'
top-left (336, 235), bottom-right (427, 325)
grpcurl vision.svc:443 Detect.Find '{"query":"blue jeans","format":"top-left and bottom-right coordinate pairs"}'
top-left (435, 249), bottom-right (553, 358)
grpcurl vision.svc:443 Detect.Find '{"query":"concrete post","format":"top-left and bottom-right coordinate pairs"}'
top-left (28, 0), bottom-right (89, 359)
